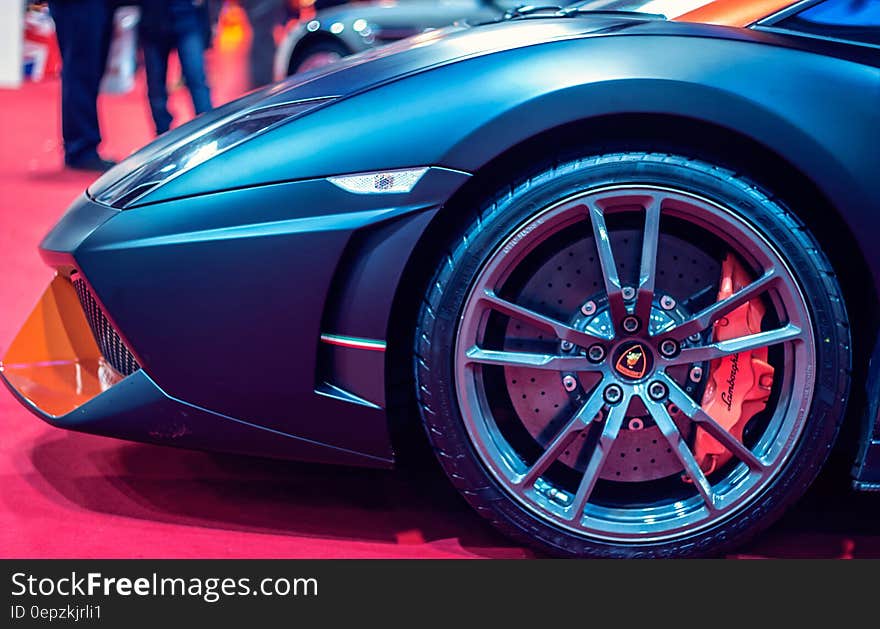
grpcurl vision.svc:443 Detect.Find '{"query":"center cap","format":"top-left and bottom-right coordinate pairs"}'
top-left (613, 342), bottom-right (653, 380)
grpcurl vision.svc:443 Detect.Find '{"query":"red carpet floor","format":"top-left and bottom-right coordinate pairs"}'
top-left (1, 46), bottom-right (879, 559)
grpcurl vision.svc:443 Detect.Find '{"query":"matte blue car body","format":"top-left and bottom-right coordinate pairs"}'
top-left (17, 16), bottom-right (880, 478)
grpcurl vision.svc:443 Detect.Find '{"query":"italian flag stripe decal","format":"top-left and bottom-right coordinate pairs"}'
top-left (320, 334), bottom-right (387, 352)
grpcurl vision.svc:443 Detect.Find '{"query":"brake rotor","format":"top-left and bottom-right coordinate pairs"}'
top-left (504, 229), bottom-right (720, 482)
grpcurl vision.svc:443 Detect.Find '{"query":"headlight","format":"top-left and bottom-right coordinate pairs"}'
top-left (92, 97), bottom-right (336, 209)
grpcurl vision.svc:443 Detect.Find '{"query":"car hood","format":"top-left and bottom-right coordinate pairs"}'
top-left (89, 15), bottom-right (651, 200)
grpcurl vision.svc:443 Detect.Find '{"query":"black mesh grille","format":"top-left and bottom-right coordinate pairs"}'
top-left (72, 276), bottom-right (140, 376)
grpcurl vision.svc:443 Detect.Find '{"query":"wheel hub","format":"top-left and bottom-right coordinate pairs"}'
top-left (612, 341), bottom-right (653, 380)
top-left (507, 281), bottom-right (705, 482)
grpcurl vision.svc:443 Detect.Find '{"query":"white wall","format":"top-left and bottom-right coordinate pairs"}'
top-left (0, 1), bottom-right (24, 88)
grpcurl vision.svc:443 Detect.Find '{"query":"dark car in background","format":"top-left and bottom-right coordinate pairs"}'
top-left (274, 0), bottom-right (521, 77)
top-left (272, 0), bottom-right (835, 77)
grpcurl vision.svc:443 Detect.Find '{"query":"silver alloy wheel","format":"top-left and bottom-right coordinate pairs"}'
top-left (454, 185), bottom-right (815, 543)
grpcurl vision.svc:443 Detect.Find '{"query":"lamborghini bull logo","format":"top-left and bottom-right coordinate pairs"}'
top-left (615, 344), bottom-right (648, 379)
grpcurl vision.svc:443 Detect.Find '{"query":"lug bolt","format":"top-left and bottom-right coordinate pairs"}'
top-left (561, 340), bottom-right (574, 352)
top-left (587, 344), bottom-right (606, 363)
top-left (604, 384), bottom-right (624, 405)
top-left (622, 316), bottom-right (641, 334)
top-left (660, 295), bottom-right (676, 311)
top-left (563, 375), bottom-right (578, 392)
top-left (628, 417), bottom-right (645, 431)
top-left (689, 366), bottom-right (703, 383)
top-left (581, 301), bottom-right (597, 316)
top-left (647, 381), bottom-right (668, 401)
top-left (621, 286), bottom-right (636, 301)
top-left (659, 339), bottom-right (680, 358)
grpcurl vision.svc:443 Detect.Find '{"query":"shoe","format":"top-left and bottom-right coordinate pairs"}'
top-left (65, 155), bottom-right (117, 172)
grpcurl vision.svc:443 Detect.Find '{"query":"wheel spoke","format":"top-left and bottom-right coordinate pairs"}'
top-left (480, 290), bottom-right (609, 345)
top-left (517, 383), bottom-right (606, 489)
top-left (660, 373), bottom-right (767, 471)
top-left (565, 393), bottom-right (629, 522)
top-left (633, 196), bottom-right (662, 323)
top-left (642, 395), bottom-right (717, 512)
top-left (663, 324), bottom-right (803, 366)
top-left (589, 204), bottom-right (627, 326)
top-left (465, 347), bottom-right (600, 372)
top-left (658, 270), bottom-right (780, 339)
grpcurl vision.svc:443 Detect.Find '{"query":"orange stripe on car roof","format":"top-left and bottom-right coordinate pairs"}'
top-left (675, 0), bottom-right (797, 27)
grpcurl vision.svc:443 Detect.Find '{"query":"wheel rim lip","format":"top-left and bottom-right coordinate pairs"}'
top-left (453, 183), bottom-right (816, 544)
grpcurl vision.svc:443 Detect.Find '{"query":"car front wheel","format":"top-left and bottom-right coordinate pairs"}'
top-left (414, 153), bottom-right (851, 558)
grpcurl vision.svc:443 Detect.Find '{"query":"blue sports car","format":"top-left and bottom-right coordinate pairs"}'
top-left (3, 0), bottom-right (879, 557)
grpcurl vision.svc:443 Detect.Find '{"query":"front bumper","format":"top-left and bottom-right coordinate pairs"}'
top-left (0, 273), bottom-right (394, 466)
top-left (2, 168), bottom-right (469, 467)
top-left (1, 274), bottom-right (119, 419)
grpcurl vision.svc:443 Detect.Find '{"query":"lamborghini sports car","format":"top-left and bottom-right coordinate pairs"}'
top-left (3, 0), bottom-right (879, 557)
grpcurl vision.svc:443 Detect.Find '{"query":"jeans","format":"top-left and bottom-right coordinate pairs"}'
top-left (48, 0), bottom-right (115, 164)
top-left (242, 0), bottom-right (286, 88)
top-left (142, 28), bottom-right (212, 135)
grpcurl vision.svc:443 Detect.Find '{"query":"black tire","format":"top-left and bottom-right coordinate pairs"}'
top-left (288, 39), bottom-right (350, 76)
top-left (414, 152), bottom-right (851, 558)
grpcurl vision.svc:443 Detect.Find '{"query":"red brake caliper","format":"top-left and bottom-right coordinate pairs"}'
top-left (692, 254), bottom-right (774, 476)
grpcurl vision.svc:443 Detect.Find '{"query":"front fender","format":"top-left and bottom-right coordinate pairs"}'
top-left (174, 34), bottom-right (877, 263)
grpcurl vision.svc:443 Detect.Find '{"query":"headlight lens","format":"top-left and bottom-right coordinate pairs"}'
top-left (93, 97), bottom-right (335, 208)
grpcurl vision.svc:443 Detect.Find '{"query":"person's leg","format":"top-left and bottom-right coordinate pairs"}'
top-left (142, 36), bottom-right (173, 134)
top-left (48, 0), bottom-right (114, 165)
top-left (242, 0), bottom-right (285, 88)
top-left (176, 28), bottom-right (212, 116)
